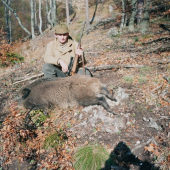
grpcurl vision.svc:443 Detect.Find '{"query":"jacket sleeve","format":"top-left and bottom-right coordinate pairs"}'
top-left (44, 42), bottom-right (60, 65)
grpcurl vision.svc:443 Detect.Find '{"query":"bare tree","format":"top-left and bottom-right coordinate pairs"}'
top-left (90, 0), bottom-right (98, 24)
top-left (30, 0), bottom-right (36, 39)
top-left (1, 0), bottom-right (31, 36)
top-left (140, 0), bottom-right (150, 33)
top-left (34, 0), bottom-right (38, 33)
top-left (47, 0), bottom-right (53, 27)
top-left (128, 0), bottom-right (137, 32)
top-left (48, 0), bottom-right (56, 27)
top-left (48, 0), bottom-right (53, 27)
top-left (5, 0), bottom-right (10, 43)
top-left (46, 0), bottom-right (49, 28)
top-left (39, 0), bottom-right (43, 35)
top-left (8, 0), bottom-right (12, 42)
top-left (69, 0), bottom-right (74, 15)
top-left (66, 0), bottom-right (70, 25)
top-left (137, 0), bottom-right (144, 25)
top-left (85, 0), bottom-right (90, 28)
top-left (120, 0), bottom-right (127, 32)
top-left (52, 0), bottom-right (57, 25)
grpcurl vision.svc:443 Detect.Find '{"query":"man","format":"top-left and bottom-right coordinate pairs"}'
top-left (42, 23), bottom-right (92, 77)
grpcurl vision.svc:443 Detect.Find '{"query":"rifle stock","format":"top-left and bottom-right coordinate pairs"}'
top-left (71, 44), bottom-right (81, 75)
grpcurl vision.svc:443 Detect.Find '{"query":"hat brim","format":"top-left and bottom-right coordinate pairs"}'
top-left (55, 29), bottom-right (69, 34)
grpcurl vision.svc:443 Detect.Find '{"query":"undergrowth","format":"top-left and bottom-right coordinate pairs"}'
top-left (43, 130), bottom-right (68, 150)
top-left (0, 29), bottom-right (24, 68)
top-left (29, 109), bottom-right (50, 126)
top-left (0, 105), bottom-right (74, 169)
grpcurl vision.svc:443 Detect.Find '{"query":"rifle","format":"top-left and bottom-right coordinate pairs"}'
top-left (71, 21), bottom-right (86, 75)
top-left (66, 57), bottom-right (74, 76)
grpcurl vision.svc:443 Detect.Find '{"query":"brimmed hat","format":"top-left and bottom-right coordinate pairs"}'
top-left (55, 24), bottom-right (69, 34)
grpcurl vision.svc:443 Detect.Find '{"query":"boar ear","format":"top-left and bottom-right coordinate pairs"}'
top-left (21, 88), bottom-right (31, 100)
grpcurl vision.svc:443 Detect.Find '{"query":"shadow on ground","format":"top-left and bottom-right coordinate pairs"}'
top-left (101, 141), bottom-right (160, 170)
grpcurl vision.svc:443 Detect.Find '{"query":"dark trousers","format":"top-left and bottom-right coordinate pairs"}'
top-left (42, 63), bottom-right (92, 77)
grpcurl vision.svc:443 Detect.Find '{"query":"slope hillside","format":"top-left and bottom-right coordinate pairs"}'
top-left (0, 0), bottom-right (170, 169)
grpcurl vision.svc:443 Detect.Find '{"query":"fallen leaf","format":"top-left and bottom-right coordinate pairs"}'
top-left (77, 135), bottom-right (81, 139)
top-left (84, 141), bottom-right (88, 146)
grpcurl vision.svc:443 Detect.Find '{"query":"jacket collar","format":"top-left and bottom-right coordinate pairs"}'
top-left (54, 38), bottom-right (73, 54)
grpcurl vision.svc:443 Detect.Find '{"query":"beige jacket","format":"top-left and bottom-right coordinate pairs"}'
top-left (44, 38), bottom-right (79, 66)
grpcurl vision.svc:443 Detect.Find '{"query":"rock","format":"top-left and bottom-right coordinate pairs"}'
top-left (112, 117), bottom-right (126, 133)
top-left (107, 27), bottom-right (119, 37)
top-left (70, 105), bottom-right (126, 137)
top-left (109, 5), bottom-right (114, 13)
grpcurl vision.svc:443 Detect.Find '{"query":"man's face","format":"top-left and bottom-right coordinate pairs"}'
top-left (55, 33), bottom-right (69, 44)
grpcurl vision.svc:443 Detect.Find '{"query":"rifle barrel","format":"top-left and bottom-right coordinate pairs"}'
top-left (71, 21), bottom-right (86, 75)
top-left (79, 21), bottom-right (86, 44)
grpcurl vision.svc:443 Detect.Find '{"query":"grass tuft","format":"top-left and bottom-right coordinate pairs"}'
top-left (123, 75), bottom-right (134, 83)
top-left (139, 66), bottom-right (152, 72)
top-left (138, 74), bottom-right (147, 83)
top-left (73, 145), bottom-right (109, 170)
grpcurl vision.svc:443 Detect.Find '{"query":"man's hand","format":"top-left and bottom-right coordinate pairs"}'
top-left (76, 48), bottom-right (83, 57)
top-left (58, 59), bottom-right (68, 73)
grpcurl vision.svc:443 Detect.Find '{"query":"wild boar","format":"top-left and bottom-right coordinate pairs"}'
top-left (18, 74), bottom-right (117, 114)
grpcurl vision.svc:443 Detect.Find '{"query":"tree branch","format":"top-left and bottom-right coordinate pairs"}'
top-left (143, 37), bottom-right (170, 44)
top-left (13, 73), bottom-right (44, 85)
top-left (87, 64), bottom-right (145, 72)
top-left (1, 0), bottom-right (31, 35)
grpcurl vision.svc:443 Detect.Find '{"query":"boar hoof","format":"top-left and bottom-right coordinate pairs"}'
top-left (108, 108), bottom-right (117, 115)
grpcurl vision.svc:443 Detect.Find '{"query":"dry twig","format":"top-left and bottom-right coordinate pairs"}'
top-left (13, 73), bottom-right (44, 85)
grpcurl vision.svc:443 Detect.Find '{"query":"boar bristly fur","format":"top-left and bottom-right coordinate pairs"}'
top-left (18, 74), bottom-right (117, 114)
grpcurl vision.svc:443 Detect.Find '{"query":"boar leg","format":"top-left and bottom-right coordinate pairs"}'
top-left (100, 87), bottom-right (117, 102)
top-left (24, 100), bottom-right (49, 115)
top-left (97, 96), bottom-right (117, 115)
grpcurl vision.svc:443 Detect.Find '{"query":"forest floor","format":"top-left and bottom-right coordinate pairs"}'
top-left (0, 1), bottom-right (170, 170)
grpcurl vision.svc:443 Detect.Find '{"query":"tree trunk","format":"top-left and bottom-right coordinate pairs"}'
top-left (46, 0), bottom-right (49, 28)
top-left (5, 0), bottom-right (10, 43)
top-left (128, 0), bottom-right (137, 32)
top-left (49, 0), bottom-right (53, 27)
top-left (85, 0), bottom-right (90, 28)
top-left (66, 0), bottom-right (70, 25)
top-left (69, 0), bottom-right (74, 15)
top-left (8, 0), bottom-right (12, 42)
top-left (34, 1), bottom-right (38, 33)
top-left (120, 0), bottom-right (126, 32)
top-left (48, 10), bottom-right (53, 28)
top-left (30, 0), bottom-right (35, 39)
top-left (39, 0), bottom-right (43, 35)
top-left (52, 0), bottom-right (57, 25)
top-left (140, 0), bottom-right (150, 34)
top-left (90, 0), bottom-right (98, 24)
top-left (137, 0), bottom-right (144, 25)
